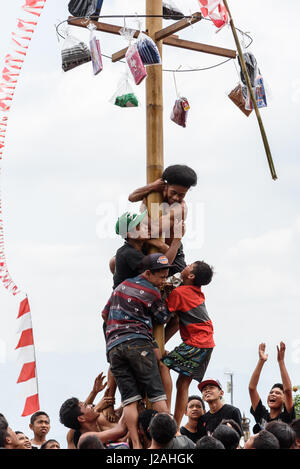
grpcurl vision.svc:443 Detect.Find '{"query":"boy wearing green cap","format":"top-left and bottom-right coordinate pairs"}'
top-left (112, 211), bottom-right (183, 290)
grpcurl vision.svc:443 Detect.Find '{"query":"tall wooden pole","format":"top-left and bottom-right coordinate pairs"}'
top-left (223, 0), bottom-right (277, 181)
top-left (145, 0), bottom-right (165, 353)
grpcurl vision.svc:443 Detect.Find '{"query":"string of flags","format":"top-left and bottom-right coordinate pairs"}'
top-left (0, 0), bottom-right (48, 417)
top-left (198, 0), bottom-right (229, 30)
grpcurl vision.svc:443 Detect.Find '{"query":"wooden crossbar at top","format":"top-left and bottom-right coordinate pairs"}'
top-left (67, 15), bottom-right (236, 63)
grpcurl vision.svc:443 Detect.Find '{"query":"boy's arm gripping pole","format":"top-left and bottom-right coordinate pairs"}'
top-left (223, 0), bottom-right (278, 181)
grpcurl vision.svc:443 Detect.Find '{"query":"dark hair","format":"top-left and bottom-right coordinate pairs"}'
top-left (290, 418), bottom-right (300, 439)
top-left (78, 435), bottom-right (104, 450)
top-left (149, 414), bottom-right (177, 446)
top-left (212, 424), bottom-right (240, 449)
top-left (0, 414), bottom-right (8, 448)
top-left (138, 410), bottom-right (158, 441)
top-left (40, 439), bottom-right (60, 450)
top-left (252, 430), bottom-right (280, 449)
top-left (162, 165), bottom-right (197, 188)
top-left (0, 428), bottom-right (8, 448)
top-left (265, 420), bottom-right (296, 449)
top-left (187, 395), bottom-right (205, 412)
top-left (271, 383), bottom-right (284, 392)
top-left (195, 435), bottom-right (225, 449)
top-left (220, 419), bottom-right (243, 438)
top-left (30, 411), bottom-right (50, 425)
top-left (192, 261), bottom-right (214, 287)
top-left (0, 414), bottom-right (8, 431)
top-left (59, 398), bottom-right (82, 431)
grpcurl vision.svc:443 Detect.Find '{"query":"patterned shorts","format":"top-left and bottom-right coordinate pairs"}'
top-left (161, 342), bottom-right (213, 382)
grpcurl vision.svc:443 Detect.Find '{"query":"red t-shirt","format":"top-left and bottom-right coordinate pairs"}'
top-left (166, 285), bottom-right (215, 349)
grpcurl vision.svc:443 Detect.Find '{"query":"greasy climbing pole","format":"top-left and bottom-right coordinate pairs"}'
top-left (145, 0), bottom-right (165, 355)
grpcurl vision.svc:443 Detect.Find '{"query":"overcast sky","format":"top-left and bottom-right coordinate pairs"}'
top-left (0, 0), bottom-right (300, 448)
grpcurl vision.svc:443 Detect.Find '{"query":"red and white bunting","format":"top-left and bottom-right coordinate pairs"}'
top-left (198, 0), bottom-right (229, 30)
top-left (0, 0), bottom-right (47, 416)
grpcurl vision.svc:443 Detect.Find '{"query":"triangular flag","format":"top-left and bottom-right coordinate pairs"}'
top-left (21, 394), bottom-right (40, 417)
top-left (18, 297), bottom-right (30, 318)
top-left (16, 329), bottom-right (33, 349)
top-left (17, 361), bottom-right (36, 383)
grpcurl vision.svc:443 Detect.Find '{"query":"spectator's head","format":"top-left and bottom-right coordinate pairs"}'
top-left (40, 439), bottom-right (60, 449)
top-left (138, 410), bottom-right (158, 448)
top-left (185, 396), bottom-right (205, 421)
top-left (78, 434), bottom-right (105, 449)
top-left (0, 415), bottom-right (8, 448)
top-left (212, 424), bottom-right (240, 449)
top-left (29, 411), bottom-right (50, 441)
top-left (220, 419), bottom-right (243, 438)
top-left (162, 165), bottom-right (197, 204)
top-left (244, 430), bottom-right (280, 449)
top-left (59, 398), bottom-right (99, 431)
top-left (0, 414), bottom-right (20, 450)
top-left (267, 383), bottom-right (285, 412)
top-left (15, 431), bottom-right (32, 449)
top-left (198, 379), bottom-right (224, 404)
top-left (182, 261), bottom-right (214, 287)
top-left (149, 413), bottom-right (177, 448)
top-left (265, 420), bottom-right (296, 449)
top-left (142, 253), bottom-right (171, 288)
top-left (0, 426), bottom-right (20, 449)
top-left (290, 418), bottom-right (300, 449)
top-left (0, 413), bottom-right (8, 429)
top-left (195, 435), bottom-right (225, 449)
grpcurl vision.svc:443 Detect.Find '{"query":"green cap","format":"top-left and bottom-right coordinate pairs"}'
top-left (115, 210), bottom-right (147, 238)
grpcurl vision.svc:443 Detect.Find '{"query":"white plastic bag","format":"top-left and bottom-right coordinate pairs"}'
top-left (110, 74), bottom-right (139, 108)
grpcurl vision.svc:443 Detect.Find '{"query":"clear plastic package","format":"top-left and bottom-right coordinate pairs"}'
top-left (136, 32), bottom-right (161, 66)
top-left (61, 31), bottom-right (91, 72)
top-left (228, 83), bottom-right (252, 116)
top-left (110, 74), bottom-right (139, 108)
top-left (163, 1), bottom-right (185, 20)
top-left (170, 97), bottom-right (190, 127)
top-left (125, 44), bottom-right (147, 85)
top-left (88, 23), bottom-right (103, 75)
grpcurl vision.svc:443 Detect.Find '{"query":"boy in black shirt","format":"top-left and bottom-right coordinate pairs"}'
top-left (248, 342), bottom-right (295, 431)
top-left (180, 395), bottom-right (206, 443)
top-left (197, 379), bottom-right (242, 437)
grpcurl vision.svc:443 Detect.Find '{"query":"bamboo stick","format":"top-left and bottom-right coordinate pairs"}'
top-left (223, 0), bottom-right (277, 180)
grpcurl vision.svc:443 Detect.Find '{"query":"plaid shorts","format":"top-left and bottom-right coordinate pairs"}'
top-left (161, 342), bottom-right (213, 382)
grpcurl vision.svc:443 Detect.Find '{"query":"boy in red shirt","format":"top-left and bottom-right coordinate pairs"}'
top-left (162, 261), bottom-right (215, 429)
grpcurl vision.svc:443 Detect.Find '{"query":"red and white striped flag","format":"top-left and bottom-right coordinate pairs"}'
top-left (198, 0), bottom-right (229, 30)
top-left (0, 0), bottom-right (47, 416)
top-left (15, 297), bottom-right (40, 417)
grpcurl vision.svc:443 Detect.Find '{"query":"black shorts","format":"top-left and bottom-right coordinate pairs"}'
top-left (108, 339), bottom-right (166, 407)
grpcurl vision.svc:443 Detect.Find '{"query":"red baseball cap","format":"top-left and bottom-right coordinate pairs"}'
top-left (198, 378), bottom-right (222, 393)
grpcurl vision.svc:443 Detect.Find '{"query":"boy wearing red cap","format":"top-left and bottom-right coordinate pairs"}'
top-left (197, 379), bottom-right (242, 437)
